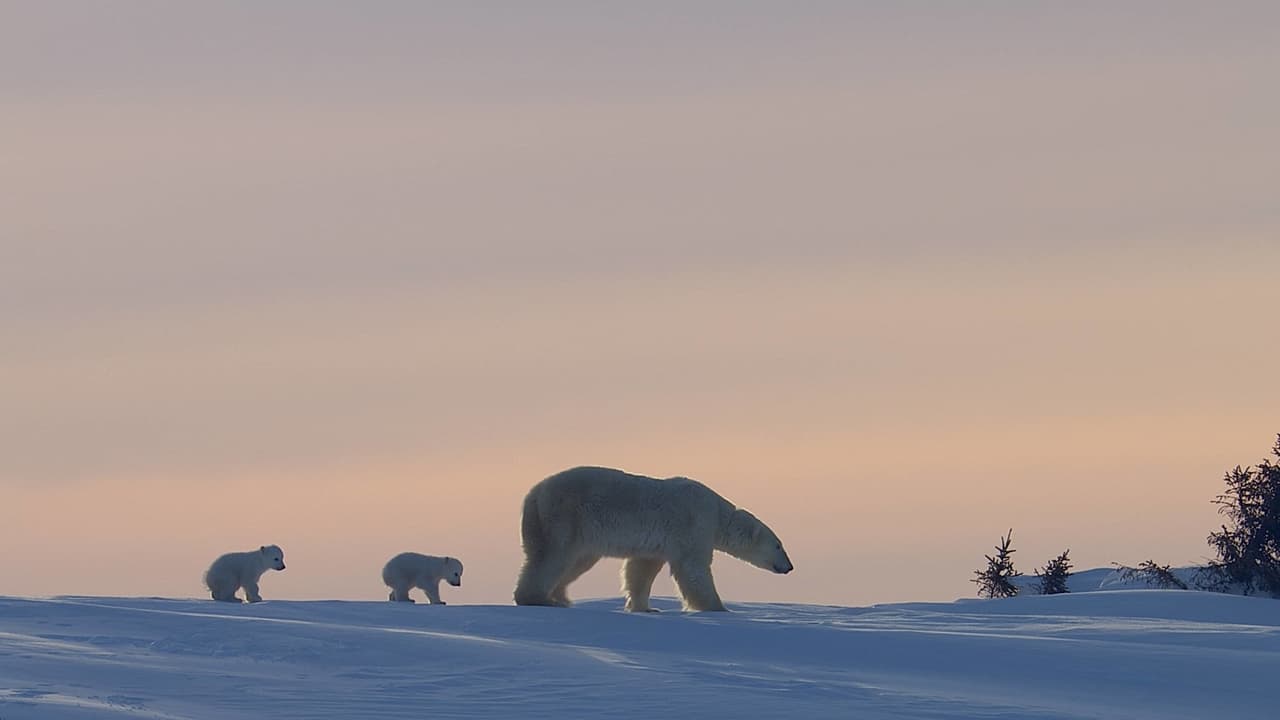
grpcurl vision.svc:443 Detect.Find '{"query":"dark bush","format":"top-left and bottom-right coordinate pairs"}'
top-left (1112, 560), bottom-right (1187, 590)
top-left (973, 529), bottom-right (1021, 599)
top-left (1035, 550), bottom-right (1073, 595)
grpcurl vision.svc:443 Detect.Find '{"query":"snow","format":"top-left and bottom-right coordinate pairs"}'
top-left (3, 589), bottom-right (1278, 719)
top-left (1014, 566), bottom-right (1204, 594)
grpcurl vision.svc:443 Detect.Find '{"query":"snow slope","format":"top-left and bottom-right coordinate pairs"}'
top-left (2, 591), bottom-right (1278, 719)
top-left (1014, 566), bottom-right (1203, 594)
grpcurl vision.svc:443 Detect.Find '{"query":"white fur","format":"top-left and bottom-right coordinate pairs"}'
top-left (513, 466), bottom-right (793, 612)
top-left (382, 552), bottom-right (464, 605)
top-left (204, 545), bottom-right (286, 603)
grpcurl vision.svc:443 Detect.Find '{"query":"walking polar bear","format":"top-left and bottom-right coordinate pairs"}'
top-left (204, 545), bottom-right (286, 603)
top-left (514, 466), bottom-right (793, 612)
top-left (382, 552), bottom-right (464, 604)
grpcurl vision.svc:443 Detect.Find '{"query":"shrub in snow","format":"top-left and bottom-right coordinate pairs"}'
top-left (1205, 434), bottom-right (1280, 597)
top-left (1191, 565), bottom-right (1238, 593)
top-left (1035, 550), bottom-right (1073, 595)
top-left (973, 529), bottom-right (1021, 599)
top-left (1112, 560), bottom-right (1188, 590)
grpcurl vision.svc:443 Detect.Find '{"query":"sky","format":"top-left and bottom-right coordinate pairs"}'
top-left (2, 2), bottom-right (1278, 606)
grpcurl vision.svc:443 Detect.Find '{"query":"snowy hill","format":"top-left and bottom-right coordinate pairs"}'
top-left (1013, 565), bottom-right (1204, 594)
top-left (2, 592), bottom-right (1278, 719)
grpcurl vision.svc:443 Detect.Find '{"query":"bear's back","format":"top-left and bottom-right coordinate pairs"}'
top-left (538, 466), bottom-right (717, 503)
top-left (205, 550), bottom-right (252, 585)
top-left (535, 466), bottom-right (728, 529)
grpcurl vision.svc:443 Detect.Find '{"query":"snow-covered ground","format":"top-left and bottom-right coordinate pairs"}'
top-left (2, 589), bottom-right (1278, 719)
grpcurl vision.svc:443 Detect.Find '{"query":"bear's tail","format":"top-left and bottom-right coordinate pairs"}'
top-left (520, 489), bottom-right (545, 556)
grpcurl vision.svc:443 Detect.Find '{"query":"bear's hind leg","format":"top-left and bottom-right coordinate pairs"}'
top-left (389, 581), bottom-right (415, 602)
top-left (514, 552), bottom-right (574, 607)
top-left (208, 577), bottom-right (241, 603)
top-left (550, 555), bottom-right (599, 607)
top-left (621, 557), bottom-right (665, 612)
top-left (670, 558), bottom-right (727, 612)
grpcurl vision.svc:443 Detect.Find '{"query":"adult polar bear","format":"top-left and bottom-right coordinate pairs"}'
top-left (514, 466), bottom-right (793, 612)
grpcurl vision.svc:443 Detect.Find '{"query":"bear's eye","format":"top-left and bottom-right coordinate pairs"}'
top-left (775, 543), bottom-right (782, 550)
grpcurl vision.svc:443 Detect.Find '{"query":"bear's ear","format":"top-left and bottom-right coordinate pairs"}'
top-left (260, 545), bottom-right (267, 553)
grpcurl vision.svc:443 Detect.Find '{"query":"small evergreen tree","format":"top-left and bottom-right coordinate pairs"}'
top-left (1205, 434), bottom-right (1280, 597)
top-left (1035, 549), bottom-right (1073, 595)
top-left (1112, 560), bottom-right (1188, 590)
top-left (973, 529), bottom-right (1021, 599)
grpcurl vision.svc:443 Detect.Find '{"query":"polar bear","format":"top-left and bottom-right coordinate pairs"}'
top-left (513, 466), bottom-right (793, 612)
top-left (204, 545), bottom-right (286, 603)
top-left (382, 552), bottom-right (463, 604)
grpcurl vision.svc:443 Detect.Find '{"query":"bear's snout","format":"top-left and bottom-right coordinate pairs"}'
top-left (278, 564), bottom-right (286, 570)
top-left (775, 562), bottom-right (793, 574)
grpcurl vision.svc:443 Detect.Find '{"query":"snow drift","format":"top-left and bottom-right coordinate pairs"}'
top-left (2, 590), bottom-right (1278, 719)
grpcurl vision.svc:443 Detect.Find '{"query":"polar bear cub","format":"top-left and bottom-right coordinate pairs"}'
top-left (514, 466), bottom-right (794, 612)
top-left (204, 545), bottom-right (286, 603)
top-left (382, 552), bottom-right (463, 604)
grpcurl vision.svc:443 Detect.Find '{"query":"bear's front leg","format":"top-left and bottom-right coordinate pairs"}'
top-left (423, 580), bottom-right (446, 605)
top-left (670, 559), bottom-right (727, 612)
top-left (242, 580), bottom-right (263, 603)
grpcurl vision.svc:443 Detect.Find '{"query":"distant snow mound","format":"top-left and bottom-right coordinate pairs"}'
top-left (1014, 566), bottom-right (1204, 594)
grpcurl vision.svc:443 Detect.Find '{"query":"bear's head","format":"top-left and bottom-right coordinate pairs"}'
top-left (725, 509), bottom-right (793, 575)
top-left (259, 545), bottom-right (286, 571)
top-left (444, 557), bottom-right (464, 587)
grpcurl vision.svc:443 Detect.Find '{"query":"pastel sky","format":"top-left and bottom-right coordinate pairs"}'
top-left (3, 2), bottom-right (1278, 606)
